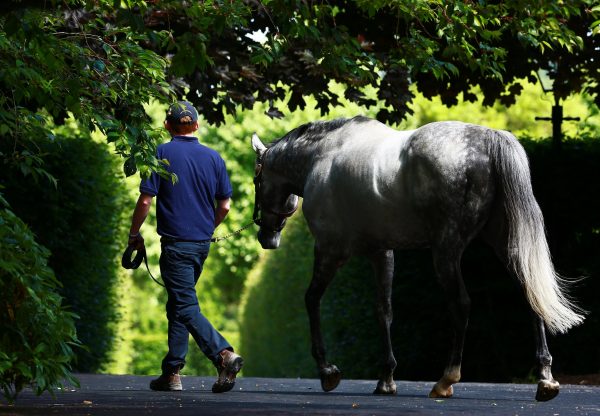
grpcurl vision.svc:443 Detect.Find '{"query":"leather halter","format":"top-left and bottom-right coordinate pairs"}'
top-left (253, 157), bottom-right (298, 232)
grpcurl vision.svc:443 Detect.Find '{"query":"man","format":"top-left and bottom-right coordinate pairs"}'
top-left (127, 101), bottom-right (243, 393)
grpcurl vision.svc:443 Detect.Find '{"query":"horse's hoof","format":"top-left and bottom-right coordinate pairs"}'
top-left (319, 365), bottom-right (342, 392)
top-left (536, 379), bottom-right (559, 402)
top-left (428, 383), bottom-right (454, 398)
top-left (373, 380), bottom-right (397, 395)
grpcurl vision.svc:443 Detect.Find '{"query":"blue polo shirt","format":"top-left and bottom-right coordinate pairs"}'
top-left (140, 135), bottom-right (233, 241)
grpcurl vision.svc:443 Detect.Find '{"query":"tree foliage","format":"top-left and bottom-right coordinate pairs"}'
top-left (0, 195), bottom-right (79, 403)
top-left (0, 0), bottom-right (172, 180)
top-left (1, 0), bottom-right (598, 175)
top-left (122, 0), bottom-right (600, 125)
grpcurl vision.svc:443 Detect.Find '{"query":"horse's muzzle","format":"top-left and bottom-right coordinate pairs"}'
top-left (257, 229), bottom-right (281, 249)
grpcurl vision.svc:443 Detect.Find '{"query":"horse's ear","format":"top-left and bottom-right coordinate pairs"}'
top-left (252, 133), bottom-right (267, 156)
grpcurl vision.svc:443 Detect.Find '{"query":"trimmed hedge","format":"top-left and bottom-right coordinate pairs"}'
top-left (0, 133), bottom-right (130, 372)
top-left (240, 217), bottom-right (315, 377)
top-left (240, 137), bottom-right (600, 382)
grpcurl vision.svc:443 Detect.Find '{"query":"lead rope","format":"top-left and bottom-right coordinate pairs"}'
top-left (210, 221), bottom-right (257, 243)
top-left (142, 249), bottom-right (165, 287)
top-left (122, 221), bottom-right (258, 287)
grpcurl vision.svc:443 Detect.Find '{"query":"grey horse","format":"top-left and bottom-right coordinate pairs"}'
top-left (251, 116), bottom-right (583, 401)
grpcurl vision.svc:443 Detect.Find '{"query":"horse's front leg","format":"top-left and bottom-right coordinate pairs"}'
top-left (533, 315), bottom-right (560, 401)
top-left (305, 245), bottom-right (345, 392)
top-left (368, 249), bottom-right (397, 395)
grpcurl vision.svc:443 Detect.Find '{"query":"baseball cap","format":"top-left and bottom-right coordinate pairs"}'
top-left (166, 101), bottom-right (198, 125)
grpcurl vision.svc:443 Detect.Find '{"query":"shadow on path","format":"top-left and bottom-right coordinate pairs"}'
top-left (1, 374), bottom-right (599, 415)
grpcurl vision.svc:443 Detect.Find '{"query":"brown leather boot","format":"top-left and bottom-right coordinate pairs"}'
top-left (150, 366), bottom-right (182, 391)
top-left (212, 349), bottom-right (244, 393)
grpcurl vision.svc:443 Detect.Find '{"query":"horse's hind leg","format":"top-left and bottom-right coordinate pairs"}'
top-left (533, 314), bottom-right (560, 401)
top-left (429, 243), bottom-right (470, 399)
top-left (368, 249), bottom-right (397, 394)
top-left (484, 226), bottom-right (560, 401)
top-left (305, 245), bottom-right (345, 392)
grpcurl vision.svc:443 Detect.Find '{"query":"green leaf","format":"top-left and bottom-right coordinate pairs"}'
top-left (123, 156), bottom-right (137, 177)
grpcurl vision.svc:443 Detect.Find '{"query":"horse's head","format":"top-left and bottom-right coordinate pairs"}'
top-left (251, 133), bottom-right (299, 249)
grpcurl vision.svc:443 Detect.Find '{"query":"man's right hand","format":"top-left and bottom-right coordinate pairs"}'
top-left (128, 233), bottom-right (145, 251)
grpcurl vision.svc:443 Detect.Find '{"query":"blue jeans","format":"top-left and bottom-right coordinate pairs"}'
top-left (159, 240), bottom-right (231, 373)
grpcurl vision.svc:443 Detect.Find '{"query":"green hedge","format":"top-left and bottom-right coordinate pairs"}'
top-left (240, 136), bottom-right (600, 382)
top-left (240, 217), bottom-right (315, 377)
top-left (0, 133), bottom-right (130, 372)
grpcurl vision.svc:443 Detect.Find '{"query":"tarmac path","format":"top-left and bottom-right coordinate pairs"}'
top-left (1, 374), bottom-right (599, 415)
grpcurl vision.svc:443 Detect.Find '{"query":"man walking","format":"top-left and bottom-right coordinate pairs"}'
top-left (127, 101), bottom-right (243, 393)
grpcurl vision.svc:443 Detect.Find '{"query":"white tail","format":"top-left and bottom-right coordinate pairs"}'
top-left (488, 131), bottom-right (584, 334)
